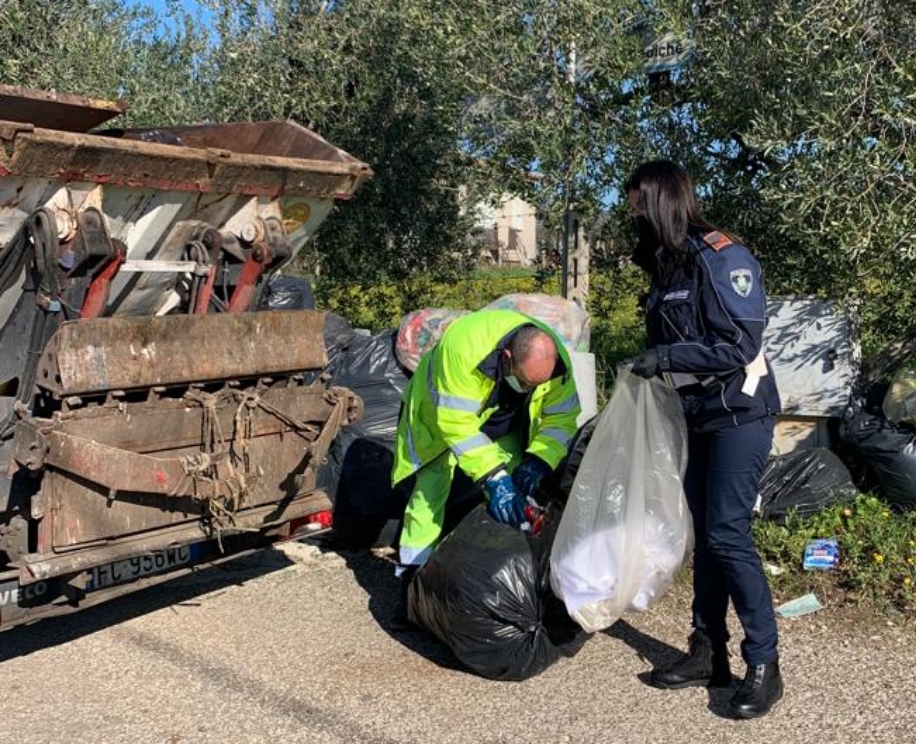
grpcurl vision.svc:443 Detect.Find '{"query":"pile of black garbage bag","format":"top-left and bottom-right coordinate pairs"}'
top-left (254, 283), bottom-right (911, 677)
top-left (318, 317), bottom-right (413, 549)
top-left (757, 400), bottom-right (916, 518)
top-left (757, 448), bottom-right (859, 522)
top-left (837, 403), bottom-right (916, 512)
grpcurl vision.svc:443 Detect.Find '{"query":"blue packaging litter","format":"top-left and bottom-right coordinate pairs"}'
top-left (802, 538), bottom-right (839, 570)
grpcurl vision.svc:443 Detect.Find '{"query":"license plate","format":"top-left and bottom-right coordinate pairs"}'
top-left (87, 545), bottom-right (193, 591)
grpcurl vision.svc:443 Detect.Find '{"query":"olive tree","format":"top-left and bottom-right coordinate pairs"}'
top-left (0, 0), bottom-right (213, 126)
top-left (5, 0), bottom-right (916, 359)
top-left (202, 0), bottom-right (494, 285)
top-left (626, 0), bottom-right (916, 359)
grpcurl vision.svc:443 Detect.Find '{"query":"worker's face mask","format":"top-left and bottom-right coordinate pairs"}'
top-left (502, 351), bottom-right (528, 394)
top-left (504, 374), bottom-right (525, 394)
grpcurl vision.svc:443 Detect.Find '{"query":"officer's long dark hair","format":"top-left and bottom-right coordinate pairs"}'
top-left (624, 160), bottom-right (740, 279)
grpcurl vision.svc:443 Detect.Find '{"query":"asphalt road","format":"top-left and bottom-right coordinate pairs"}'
top-left (1, 539), bottom-right (913, 744)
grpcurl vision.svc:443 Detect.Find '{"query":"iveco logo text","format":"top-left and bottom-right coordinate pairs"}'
top-left (0, 581), bottom-right (48, 606)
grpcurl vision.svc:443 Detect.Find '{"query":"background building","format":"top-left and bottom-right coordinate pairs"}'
top-left (472, 195), bottom-right (539, 266)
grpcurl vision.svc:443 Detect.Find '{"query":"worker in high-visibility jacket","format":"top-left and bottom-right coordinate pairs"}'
top-left (391, 308), bottom-right (581, 626)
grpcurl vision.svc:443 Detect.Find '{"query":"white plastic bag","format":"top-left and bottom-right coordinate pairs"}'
top-left (549, 370), bottom-right (693, 633)
top-left (883, 364), bottom-right (916, 426)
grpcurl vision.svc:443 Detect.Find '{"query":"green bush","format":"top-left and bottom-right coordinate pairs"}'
top-left (587, 267), bottom-right (647, 402)
top-left (314, 268), bottom-right (557, 332)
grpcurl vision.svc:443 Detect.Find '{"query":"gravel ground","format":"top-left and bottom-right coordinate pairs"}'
top-left (0, 540), bottom-right (913, 744)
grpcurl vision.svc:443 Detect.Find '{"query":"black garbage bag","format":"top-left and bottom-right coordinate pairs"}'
top-left (409, 504), bottom-right (586, 681)
top-left (258, 275), bottom-right (315, 311)
top-left (838, 406), bottom-right (916, 511)
top-left (323, 312), bottom-right (356, 370)
top-left (758, 449), bottom-right (859, 523)
top-left (540, 415), bottom-right (599, 505)
top-left (327, 435), bottom-right (407, 549)
top-left (326, 330), bottom-right (408, 438)
top-left (320, 330), bottom-right (412, 547)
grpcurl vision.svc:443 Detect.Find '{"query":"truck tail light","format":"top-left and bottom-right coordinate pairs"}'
top-left (284, 510), bottom-right (333, 539)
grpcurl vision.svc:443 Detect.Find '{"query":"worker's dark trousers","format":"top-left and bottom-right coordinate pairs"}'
top-left (684, 415), bottom-right (778, 666)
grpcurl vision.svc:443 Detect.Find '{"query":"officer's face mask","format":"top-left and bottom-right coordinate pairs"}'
top-left (631, 216), bottom-right (659, 275)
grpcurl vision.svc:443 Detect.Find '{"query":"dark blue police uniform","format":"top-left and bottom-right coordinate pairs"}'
top-left (644, 230), bottom-right (781, 666)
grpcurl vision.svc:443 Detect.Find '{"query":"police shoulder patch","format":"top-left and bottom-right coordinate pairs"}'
top-left (702, 231), bottom-right (733, 251)
top-left (729, 268), bottom-right (753, 298)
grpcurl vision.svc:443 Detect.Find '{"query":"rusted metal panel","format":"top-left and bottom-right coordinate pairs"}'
top-left (0, 125), bottom-right (371, 198)
top-left (1, 127), bottom-right (210, 187)
top-left (0, 85), bottom-right (125, 133)
top-left (45, 430), bottom-right (221, 498)
top-left (55, 383), bottom-right (349, 452)
top-left (36, 310), bottom-right (328, 395)
top-left (205, 156), bottom-right (371, 200)
top-left (21, 491), bottom-right (331, 583)
top-left (120, 120), bottom-right (358, 165)
top-left (34, 384), bottom-right (358, 548)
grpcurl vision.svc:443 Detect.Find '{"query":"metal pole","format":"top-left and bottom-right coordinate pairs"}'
top-left (561, 179), bottom-right (570, 299)
top-left (561, 40), bottom-right (576, 299)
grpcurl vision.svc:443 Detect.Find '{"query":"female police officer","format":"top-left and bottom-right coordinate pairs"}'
top-left (625, 160), bottom-right (783, 719)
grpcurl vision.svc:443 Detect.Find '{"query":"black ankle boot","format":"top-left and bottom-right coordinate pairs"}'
top-left (729, 661), bottom-right (783, 719)
top-left (650, 630), bottom-right (732, 689)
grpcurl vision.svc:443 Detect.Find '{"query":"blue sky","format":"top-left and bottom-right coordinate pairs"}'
top-left (123, 0), bottom-right (213, 30)
top-left (126, 0), bottom-right (202, 13)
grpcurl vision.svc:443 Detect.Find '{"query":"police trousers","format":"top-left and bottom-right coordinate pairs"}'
top-left (685, 415), bottom-right (778, 665)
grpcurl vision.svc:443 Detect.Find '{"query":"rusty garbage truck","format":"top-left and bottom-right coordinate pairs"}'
top-left (0, 86), bottom-right (371, 628)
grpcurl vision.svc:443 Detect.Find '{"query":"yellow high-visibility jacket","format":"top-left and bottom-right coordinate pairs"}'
top-left (392, 309), bottom-right (581, 485)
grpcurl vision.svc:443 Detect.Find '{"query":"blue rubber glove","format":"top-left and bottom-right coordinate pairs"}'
top-left (484, 470), bottom-right (526, 527)
top-left (513, 456), bottom-right (551, 501)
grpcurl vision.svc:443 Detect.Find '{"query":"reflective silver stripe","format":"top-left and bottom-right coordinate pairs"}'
top-left (437, 393), bottom-right (479, 412)
top-left (543, 393), bottom-right (580, 416)
top-left (398, 546), bottom-right (433, 570)
top-left (540, 427), bottom-right (573, 448)
top-left (451, 432), bottom-right (493, 457)
top-left (426, 352), bottom-right (479, 412)
top-left (405, 421), bottom-right (421, 468)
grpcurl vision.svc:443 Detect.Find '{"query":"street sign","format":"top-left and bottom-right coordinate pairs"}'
top-left (644, 32), bottom-right (695, 74)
